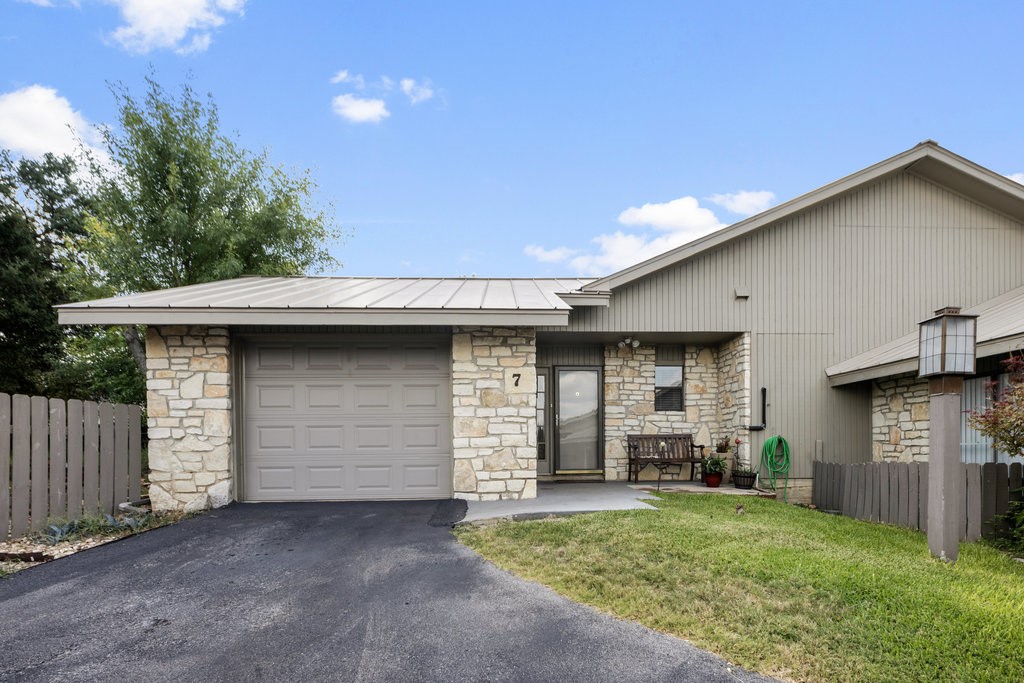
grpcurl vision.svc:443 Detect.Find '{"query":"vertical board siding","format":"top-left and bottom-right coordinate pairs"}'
top-left (536, 343), bottom-right (604, 367)
top-left (0, 393), bottom-right (143, 539)
top-left (544, 171), bottom-right (1024, 474)
top-left (813, 460), bottom-right (1021, 541)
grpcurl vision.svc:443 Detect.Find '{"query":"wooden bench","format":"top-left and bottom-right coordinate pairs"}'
top-left (626, 434), bottom-right (706, 487)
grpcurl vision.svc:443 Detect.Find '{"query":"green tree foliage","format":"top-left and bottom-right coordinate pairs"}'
top-left (0, 152), bottom-right (64, 394)
top-left (87, 77), bottom-right (338, 295)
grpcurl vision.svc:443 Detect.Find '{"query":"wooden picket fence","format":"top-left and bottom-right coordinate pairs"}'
top-left (0, 392), bottom-right (143, 539)
top-left (812, 460), bottom-right (1024, 541)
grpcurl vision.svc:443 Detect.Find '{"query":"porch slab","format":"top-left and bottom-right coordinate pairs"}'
top-left (461, 482), bottom-right (659, 523)
top-left (630, 482), bottom-right (771, 497)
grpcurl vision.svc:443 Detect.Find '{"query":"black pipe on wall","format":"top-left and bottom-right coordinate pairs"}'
top-left (747, 387), bottom-right (767, 432)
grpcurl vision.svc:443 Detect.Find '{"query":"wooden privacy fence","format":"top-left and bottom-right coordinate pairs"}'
top-left (812, 460), bottom-right (1024, 541)
top-left (0, 392), bottom-right (143, 539)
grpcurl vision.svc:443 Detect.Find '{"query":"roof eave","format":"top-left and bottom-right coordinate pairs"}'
top-left (555, 291), bottom-right (611, 307)
top-left (827, 333), bottom-right (1024, 386)
top-left (56, 307), bottom-right (572, 327)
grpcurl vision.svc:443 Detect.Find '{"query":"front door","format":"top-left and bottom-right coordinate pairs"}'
top-left (555, 368), bottom-right (602, 473)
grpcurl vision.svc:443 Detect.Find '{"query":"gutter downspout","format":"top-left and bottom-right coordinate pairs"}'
top-left (746, 387), bottom-right (767, 432)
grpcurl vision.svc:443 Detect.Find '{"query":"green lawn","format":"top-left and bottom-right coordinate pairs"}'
top-left (456, 494), bottom-right (1024, 682)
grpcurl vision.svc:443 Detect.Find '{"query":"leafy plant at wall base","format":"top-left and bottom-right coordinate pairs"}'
top-left (985, 492), bottom-right (1024, 553)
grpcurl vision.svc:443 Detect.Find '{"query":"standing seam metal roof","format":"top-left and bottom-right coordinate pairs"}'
top-left (59, 276), bottom-right (595, 310)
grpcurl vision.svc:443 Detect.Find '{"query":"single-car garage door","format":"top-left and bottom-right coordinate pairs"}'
top-left (242, 335), bottom-right (452, 501)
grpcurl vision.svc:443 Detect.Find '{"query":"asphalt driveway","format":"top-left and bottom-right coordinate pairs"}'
top-left (0, 501), bottom-right (769, 682)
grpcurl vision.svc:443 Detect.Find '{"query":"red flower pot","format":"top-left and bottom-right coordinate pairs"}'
top-left (704, 472), bottom-right (723, 488)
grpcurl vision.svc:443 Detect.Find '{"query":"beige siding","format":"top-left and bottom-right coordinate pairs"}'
top-left (556, 171), bottom-right (1024, 474)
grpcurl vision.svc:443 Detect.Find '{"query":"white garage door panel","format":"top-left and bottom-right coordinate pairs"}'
top-left (243, 336), bottom-right (452, 501)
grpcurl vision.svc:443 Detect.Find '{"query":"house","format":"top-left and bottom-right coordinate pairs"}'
top-left (57, 141), bottom-right (1024, 512)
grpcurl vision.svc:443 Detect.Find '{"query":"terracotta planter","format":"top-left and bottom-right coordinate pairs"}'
top-left (704, 472), bottom-right (723, 488)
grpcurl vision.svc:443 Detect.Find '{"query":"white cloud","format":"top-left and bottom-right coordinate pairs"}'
top-left (617, 195), bottom-right (722, 232)
top-left (379, 76), bottom-right (395, 92)
top-left (523, 245), bottom-right (578, 263)
top-left (106, 0), bottom-right (246, 54)
top-left (1007, 173), bottom-right (1024, 185)
top-left (331, 94), bottom-right (389, 124)
top-left (0, 85), bottom-right (106, 163)
top-left (525, 190), bottom-right (778, 276)
top-left (400, 78), bottom-right (434, 105)
top-left (708, 189), bottom-right (775, 216)
top-left (330, 69), bottom-right (365, 89)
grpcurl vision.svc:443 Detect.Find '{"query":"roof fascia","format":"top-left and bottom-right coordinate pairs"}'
top-left (57, 308), bottom-right (571, 327)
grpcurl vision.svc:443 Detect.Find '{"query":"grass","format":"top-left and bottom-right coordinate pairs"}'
top-left (456, 494), bottom-right (1024, 683)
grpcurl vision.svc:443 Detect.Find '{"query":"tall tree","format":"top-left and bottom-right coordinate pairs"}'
top-left (0, 152), bottom-right (65, 394)
top-left (86, 77), bottom-right (339, 369)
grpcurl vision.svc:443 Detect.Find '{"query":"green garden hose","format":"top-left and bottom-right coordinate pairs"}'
top-left (759, 435), bottom-right (791, 501)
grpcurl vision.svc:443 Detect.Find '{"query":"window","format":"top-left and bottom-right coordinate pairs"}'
top-left (655, 364), bottom-right (684, 411)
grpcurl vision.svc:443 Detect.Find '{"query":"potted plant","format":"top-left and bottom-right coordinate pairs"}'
top-left (732, 466), bottom-right (757, 489)
top-left (731, 437), bottom-right (756, 489)
top-left (702, 454), bottom-right (728, 488)
top-left (714, 438), bottom-right (731, 454)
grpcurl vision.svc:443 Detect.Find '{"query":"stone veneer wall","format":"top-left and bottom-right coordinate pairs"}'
top-left (145, 326), bottom-right (233, 512)
top-left (451, 327), bottom-right (537, 500)
top-left (871, 373), bottom-right (930, 462)
top-left (717, 333), bottom-right (752, 468)
top-left (603, 344), bottom-right (722, 481)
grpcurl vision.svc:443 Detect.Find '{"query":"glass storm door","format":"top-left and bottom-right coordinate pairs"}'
top-left (555, 368), bottom-right (601, 472)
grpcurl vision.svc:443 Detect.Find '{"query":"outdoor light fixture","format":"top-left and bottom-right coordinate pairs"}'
top-left (617, 336), bottom-right (641, 349)
top-left (918, 305), bottom-right (978, 564)
top-left (918, 307), bottom-right (978, 377)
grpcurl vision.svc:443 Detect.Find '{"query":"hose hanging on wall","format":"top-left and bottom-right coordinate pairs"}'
top-left (759, 435), bottom-right (791, 501)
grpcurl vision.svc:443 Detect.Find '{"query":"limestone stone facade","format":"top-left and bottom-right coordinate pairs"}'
top-left (602, 333), bottom-right (751, 481)
top-left (145, 326), bottom-right (233, 512)
top-left (451, 326), bottom-right (538, 500)
top-left (871, 373), bottom-right (931, 462)
top-left (718, 333), bottom-right (753, 468)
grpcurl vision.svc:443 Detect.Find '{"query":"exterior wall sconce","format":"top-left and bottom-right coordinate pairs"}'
top-left (918, 306), bottom-right (977, 563)
top-left (617, 337), bottom-right (641, 349)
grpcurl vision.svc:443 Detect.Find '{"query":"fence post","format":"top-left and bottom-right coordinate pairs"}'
top-left (49, 398), bottom-right (67, 519)
top-left (83, 401), bottom-right (99, 516)
top-left (128, 405), bottom-right (142, 502)
top-left (30, 395), bottom-right (49, 532)
top-left (67, 399), bottom-right (84, 521)
top-left (0, 394), bottom-right (10, 539)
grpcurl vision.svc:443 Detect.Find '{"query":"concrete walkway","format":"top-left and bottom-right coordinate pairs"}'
top-left (462, 482), bottom-right (659, 523)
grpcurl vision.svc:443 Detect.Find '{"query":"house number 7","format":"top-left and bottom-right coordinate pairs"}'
top-left (512, 373), bottom-right (521, 387)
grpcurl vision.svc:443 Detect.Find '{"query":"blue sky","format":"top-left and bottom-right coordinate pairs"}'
top-left (2, 1), bottom-right (1023, 278)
